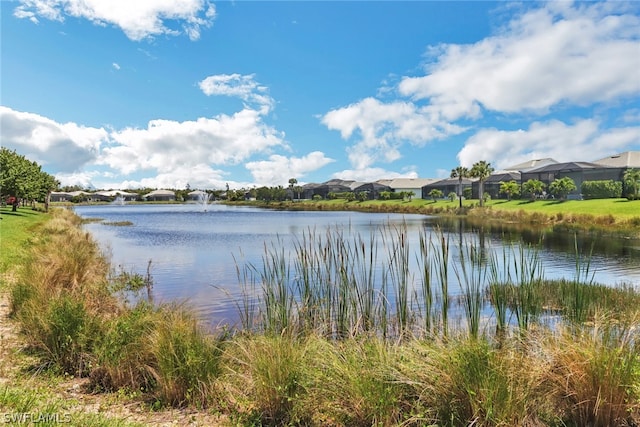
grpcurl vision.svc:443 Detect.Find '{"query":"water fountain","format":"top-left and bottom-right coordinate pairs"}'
top-left (197, 192), bottom-right (211, 211)
top-left (112, 195), bottom-right (126, 206)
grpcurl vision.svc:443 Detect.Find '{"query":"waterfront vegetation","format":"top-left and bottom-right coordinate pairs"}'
top-left (229, 196), bottom-right (640, 237)
top-left (1, 206), bottom-right (639, 426)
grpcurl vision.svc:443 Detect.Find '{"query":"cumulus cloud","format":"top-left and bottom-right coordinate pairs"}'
top-left (322, 97), bottom-right (465, 169)
top-left (323, 1), bottom-right (640, 174)
top-left (399, 2), bottom-right (640, 118)
top-left (112, 163), bottom-right (229, 190)
top-left (199, 74), bottom-right (275, 114)
top-left (245, 151), bottom-right (335, 186)
top-left (332, 167), bottom-right (418, 183)
top-left (0, 106), bottom-right (107, 172)
top-left (13, 0), bottom-right (216, 41)
top-left (458, 119), bottom-right (640, 169)
top-left (100, 109), bottom-right (286, 175)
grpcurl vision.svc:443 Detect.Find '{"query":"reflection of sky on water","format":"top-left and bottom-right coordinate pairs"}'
top-left (76, 204), bottom-right (640, 326)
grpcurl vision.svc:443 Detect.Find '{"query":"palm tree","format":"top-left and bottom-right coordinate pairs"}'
top-left (470, 161), bottom-right (494, 207)
top-left (522, 179), bottom-right (546, 201)
top-left (450, 166), bottom-right (469, 208)
top-left (499, 180), bottom-right (520, 201)
top-left (549, 177), bottom-right (577, 201)
top-left (623, 168), bottom-right (640, 200)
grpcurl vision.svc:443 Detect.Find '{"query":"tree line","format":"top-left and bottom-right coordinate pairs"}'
top-left (0, 148), bottom-right (59, 212)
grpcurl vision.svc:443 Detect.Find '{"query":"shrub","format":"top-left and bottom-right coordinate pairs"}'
top-left (150, 306), bottom-right (227, 407)
top-left (18, 294), bottom-right (99, 375)
top-left (581, 180), bottom-right (622, 199)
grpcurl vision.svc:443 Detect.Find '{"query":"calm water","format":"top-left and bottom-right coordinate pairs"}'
top-left (75, 203), bottom-right (640, 327)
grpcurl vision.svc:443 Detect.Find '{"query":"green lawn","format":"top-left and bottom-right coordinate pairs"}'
top-left (483, 198), bottom-right (640, 219)
top-left (284, 197), bottom-right (640, 220)
top-left (0, 206), bottom-right (49, 276)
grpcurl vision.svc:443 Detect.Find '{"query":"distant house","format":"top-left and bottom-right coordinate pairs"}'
top-left (143, 189), bottom-right (176, 201)
top-left (187, 190), bottom-right (209, 201)
top-left (352, 182), bottom-right (392, 200)
top-left (504, 158), bottom-right (558, 173)
top-left (478, 171), bottom-right (522, 200)
top-left (422, 177), bottom-right (476, 199)
top-left (386, 178), bottom-right (439, 199)
top-left (521, 162), bottom-right (621, 199)
top-left (300, 179), bottom-right (356, 199)
top-left (94, 190), bottom-right (138, 202)
top-left (593, 151), bottom-right (640, 170)
top-left (50, 191), bottom-right (73, 202)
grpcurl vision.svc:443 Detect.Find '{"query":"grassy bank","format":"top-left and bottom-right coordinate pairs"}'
top-left (1, 207), bottom-right (639, 426)
top-left (228, 197), bottom-right (640, 237)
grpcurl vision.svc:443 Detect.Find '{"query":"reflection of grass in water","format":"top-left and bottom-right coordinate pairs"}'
top-left (80, 217), bottom-right (103, 223)
top-left (104, 221), bottom-right (134, 226)
top-left (80, 217), bottom-right (132, 226)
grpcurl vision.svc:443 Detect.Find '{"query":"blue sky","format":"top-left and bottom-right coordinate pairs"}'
top-left (1, 1), bottom-right (639, 190)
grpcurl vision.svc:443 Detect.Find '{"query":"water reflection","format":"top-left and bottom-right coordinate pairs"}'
top-left (74, 204), bottom-right (640, 327)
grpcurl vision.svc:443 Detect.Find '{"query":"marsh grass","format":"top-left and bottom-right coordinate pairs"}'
top-left (544, 318), bottom-right (640, 426)
top-left (221, 334), bottom-right (307, 426)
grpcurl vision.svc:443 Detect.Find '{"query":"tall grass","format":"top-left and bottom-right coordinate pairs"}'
top-left (544, 318), bottom-right (640, 426)
top-left (9, 209), bottom-right (228, 408)
top-left (454, 240), bottom-right (487, 339)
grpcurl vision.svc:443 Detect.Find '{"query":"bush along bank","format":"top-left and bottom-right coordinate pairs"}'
top-left (6, 208), bottom-right (640, 426)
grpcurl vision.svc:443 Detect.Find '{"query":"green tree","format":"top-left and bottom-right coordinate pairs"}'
top-left (469, 161), bottom-right (494, 207)
top-left (448, 191), bottom-right (457, 202)
top-left (0, 148), bottom-right (58, 211)
top-left (450, 166), bottom-right (469, 208)
top-left (522, 179), bottom-right (546, 201)
top-left (623, 168), bottom-right (640, 200)
top-left (288, 178), bottom-right (299, 200)
top-left (428, 188), bottom-right (444, 202)
top-left (499, 180), bottom-right (520, 201)
top-left (549, 177), bottom-right (577, 201)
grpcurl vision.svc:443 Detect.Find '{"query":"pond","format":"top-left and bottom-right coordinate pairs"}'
top-left (74, 203), bottom-right (640, 329)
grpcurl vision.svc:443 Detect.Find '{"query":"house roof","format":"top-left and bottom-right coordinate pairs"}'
top-left (143, 189), bottom-right (176, 197)
top-left (352, 182), bottom-right (392, 192)
top-left (424, 177), bottom-right (477, 186)
top-left (95, 190), bottom-right (137, 197)
top-left (385, 178), bottom-right (439, 189)
top-left (593, 151), bottom-right (640, 168)
top-left (485, 171), bottom-right (521, 183)
top-left (525, 161), bottom-right (614, 173)
top-left (504, 158), bottom-right (558, 172)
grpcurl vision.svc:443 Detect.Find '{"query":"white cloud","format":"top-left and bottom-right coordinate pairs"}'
top-left (399, 2), bottom-right (640, 118)
top-left (245, 151), bottom-right (334, 186)
top-left (199, 74), bottom-right (274, 114)
top-left (332, 168), bottom-right (418, 183)
top-left (100, 109), bottom-right (286, 175)
top-left (458, 119), bottom-right (640, 169)
top-left (0, 106), bottom-right (107, 172)
top-left (111, 163), bottom-right (229, 190)
top-left (322, 97), bottom-right (465, 170)
top-left (322, 2), bottom-right (640, 176)
top-left (112, 62), bottom-right (121, 70)
top-left (55, 171), bottom-right (100, 188)
top-left (14, 0), bottom-right (216, 41)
